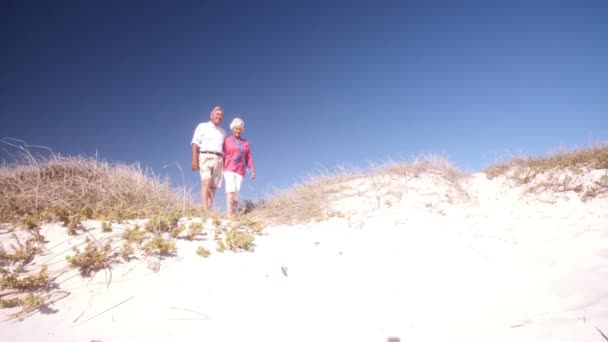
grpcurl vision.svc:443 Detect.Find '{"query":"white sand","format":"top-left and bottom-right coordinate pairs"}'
top-left (1, 171), bottom-right (608, 341)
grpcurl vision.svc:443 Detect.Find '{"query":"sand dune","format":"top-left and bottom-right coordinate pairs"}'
top-left (1, 169), bottom-right (608, 341)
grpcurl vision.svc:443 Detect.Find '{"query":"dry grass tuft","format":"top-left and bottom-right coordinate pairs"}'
top-left (484, 144), bottom-right (608, 199)
top-left (485, 144), bottom-right (608, 181)
top-left (378, 154), bottom-right (465, 182)
top-left (245, 167), bottom-right (359, 225)
top-left (246, 156), bottom-right (466, 225)
top-left (0, 139), bottom-right (200, 223)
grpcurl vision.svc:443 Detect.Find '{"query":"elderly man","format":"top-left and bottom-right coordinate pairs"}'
top-left (191, 106), bottom-right (227, 209)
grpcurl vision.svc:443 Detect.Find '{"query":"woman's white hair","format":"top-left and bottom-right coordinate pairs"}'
top-left (230, 117), bottom-right (245, 130)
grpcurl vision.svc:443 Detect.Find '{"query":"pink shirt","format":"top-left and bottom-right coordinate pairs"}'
top-left (223, 135), bottom-right (254, 177)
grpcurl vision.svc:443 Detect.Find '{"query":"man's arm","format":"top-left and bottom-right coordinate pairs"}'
top-left (191, 143), bottom-right (200, 171)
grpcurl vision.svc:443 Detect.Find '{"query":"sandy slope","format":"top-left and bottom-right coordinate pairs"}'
top-left (1, 171), bottom-right (608, 341)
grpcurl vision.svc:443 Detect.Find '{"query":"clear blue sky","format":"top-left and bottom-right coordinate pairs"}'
top-left (2, 0), bottom-right (607, 208)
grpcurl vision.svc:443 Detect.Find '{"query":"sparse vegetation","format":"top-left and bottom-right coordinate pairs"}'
top-left (3, 139), bottom-right (607, 322)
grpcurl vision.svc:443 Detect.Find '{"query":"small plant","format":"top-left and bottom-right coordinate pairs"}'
top-left (213, 227), bottom-right (223, 240)
top-left (212, 217), bottom-right (222, 227)
top-left (0, 293), bottom-right (46, 315)
top-left (101, 221), bottom-right (112, 233)
top-left (66, 238), bottom-right (113, 276)
top-left (122, 225), bottom-right (145, 245)
top-left (21, 215), bottom-right (40, 230)
top-left (0, 234), bottom-right (41, 266)
top-left (144, 235), bottom-right (176, 256)
top-left (235, 217), bottom-right (265, 235)
top-left (196, 246), bottom-right (211, 258)
top-left (20, 293), bottom-right (45, 313)
top-left (145, 213), bottom-right (180, 233)
top-left (216, 240), bottom-right (226, 253)
top-left (171, 223), bottom-right (186, 238)
top-left (67, 213), bottom-right (83, 235)
top-left (0, 297), bottom-right (21, 308)
top-left (224, 228), bottom-right (255, 252)
top-left (0, 265), bottom-right (49, 291)
top-left (187, 222), bottom-right (204, 240)
top-left (120, 242), bottom-right (134, 261)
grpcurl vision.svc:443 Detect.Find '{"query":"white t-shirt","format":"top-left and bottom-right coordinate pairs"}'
top-left (191, 121), bottom-right (227, 153)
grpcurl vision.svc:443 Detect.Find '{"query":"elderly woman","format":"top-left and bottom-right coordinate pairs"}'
top-left (223, 117), bottom-right (255, 215)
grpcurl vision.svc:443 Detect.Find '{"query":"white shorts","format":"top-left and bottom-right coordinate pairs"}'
top-left (223, 171), bottom-right (244, 194)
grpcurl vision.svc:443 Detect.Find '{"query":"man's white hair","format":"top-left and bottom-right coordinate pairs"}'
top-left (210, 106), bottom-right (223, 116)
top-left (230, 117), bottom-right (245, 130)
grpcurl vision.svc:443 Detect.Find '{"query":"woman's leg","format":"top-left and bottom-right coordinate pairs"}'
top-left (226, 192), bottom-right (237, 216)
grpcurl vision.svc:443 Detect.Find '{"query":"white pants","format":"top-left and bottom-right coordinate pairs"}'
top-left (223, 171), bottom-right (244, 194)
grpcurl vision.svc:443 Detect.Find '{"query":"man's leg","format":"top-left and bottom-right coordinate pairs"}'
top-left (208, 186), bottom-right (217, 209)
top-left (201, 178), bottom-right (212, 209)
